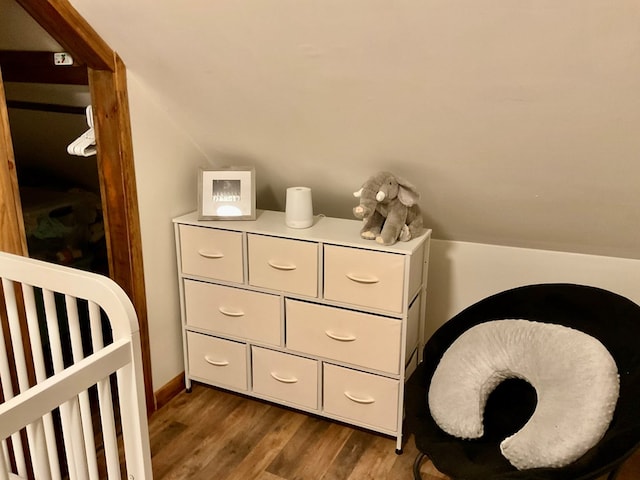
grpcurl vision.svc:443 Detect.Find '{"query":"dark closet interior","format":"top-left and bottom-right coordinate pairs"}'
top-left (4, 78), bottom-right (108, 275)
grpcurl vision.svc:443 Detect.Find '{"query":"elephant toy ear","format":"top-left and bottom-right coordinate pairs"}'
top-left (396, 177), bottom-right (421, 206)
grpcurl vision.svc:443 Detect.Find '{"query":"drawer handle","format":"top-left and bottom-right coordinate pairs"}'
top-left (325, 330), bottom-right (356, 342)
top-left (204, 355), bottom-right (229, 367)
top-left (345, 273), bottom-right (379, 284)
top-left (267, 260), bottom-right (297, 271)
top-left (344, 391), bottom-right (375, 404)
top-left (198, 250), bottom-right (224, 259)
top-left (218, 307), bottom-right (245, 317)
top-left (270, 372), bottom-right (299, 384)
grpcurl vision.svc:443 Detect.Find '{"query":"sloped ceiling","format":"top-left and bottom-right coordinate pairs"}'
top-left (0, 0), bottom-right (60, 50)
top-left (21, 1), bottom-right (640, 258)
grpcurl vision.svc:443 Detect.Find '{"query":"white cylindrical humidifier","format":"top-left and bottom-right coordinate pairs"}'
top-left (285, 187), bottom-right (313, 228)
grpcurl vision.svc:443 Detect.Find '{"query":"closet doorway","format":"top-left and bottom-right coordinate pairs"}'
top-left (0, 0), bottom-right (154, 413)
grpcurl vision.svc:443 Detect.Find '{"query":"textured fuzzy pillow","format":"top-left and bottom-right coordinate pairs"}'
top-left (428, 319), bottom-right (619, 470)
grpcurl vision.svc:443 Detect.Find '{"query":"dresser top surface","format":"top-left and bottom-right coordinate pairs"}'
top-left (174, 210), bottom-right (430, 254)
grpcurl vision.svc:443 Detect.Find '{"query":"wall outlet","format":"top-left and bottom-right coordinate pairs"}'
top-left (53, 52), bottom-right (74, 66)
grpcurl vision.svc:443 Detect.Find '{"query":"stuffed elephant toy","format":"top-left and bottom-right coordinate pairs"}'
top-left (352, 171), bottom-right (424, 245)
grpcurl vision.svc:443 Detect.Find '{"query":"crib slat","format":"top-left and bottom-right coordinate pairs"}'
top-left (0, 442), bottom-right (9, 480)
top-left (9, 280), bottom-right (55, 480)
top-left (2, 279), bottom-right (29, 393)
top-left (0, 310), bottom-right (15, 473)
top-left (115, 330), bottom-right (153, 480)
top-left (42, 288), bottom-right (83, 480)
top-left (65, 295), bottom-right (100, 480)
top-left (88, 301), bottom-right (105, 357)
top-left (0, 449), bottom-right (10, 480)
top-left (0, 279), bottom-right (28, 478)
top-left (98, 379), bottom-right (120, 480)
top-left (22, 284), bottom-right (61, 480)
top-left (1, 279), bottom-right (50, 476)
top-left (88, 301), bottom-right (121, 480)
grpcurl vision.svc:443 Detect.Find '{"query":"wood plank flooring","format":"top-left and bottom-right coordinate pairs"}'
top-left (148, 383), bottom-right (640, 480)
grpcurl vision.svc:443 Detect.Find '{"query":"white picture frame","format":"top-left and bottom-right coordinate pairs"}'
top-left (198, 166), bottom-right (256, 220)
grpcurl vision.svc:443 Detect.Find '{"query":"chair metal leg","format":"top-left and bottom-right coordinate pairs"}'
top-left (413, 452), bottom-right (426, 480)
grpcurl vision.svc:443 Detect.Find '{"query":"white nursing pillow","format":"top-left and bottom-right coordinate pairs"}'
top-left (428, 319), bottom-right (619, 470)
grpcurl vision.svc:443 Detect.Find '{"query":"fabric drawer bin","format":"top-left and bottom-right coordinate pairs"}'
top-left (286, 299), bottom-right (401, 374)
top-left (252, 346), bottom-right (318, 409)
top-left (184, 280), bottom-right (281, 345)
top-left (323, 245), bottom-right (405, 313)
top-left (187, 331), bottom-right (247, 391)
top-left (247, 234), bottom-right (318, 297)
top-left (323, 364), bottom-right (399, 432)
top-left (180, 225), bottom-right (243, 283)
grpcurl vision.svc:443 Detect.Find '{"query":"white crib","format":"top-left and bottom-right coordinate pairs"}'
top-left (0, 252), bottom-right (152, 480)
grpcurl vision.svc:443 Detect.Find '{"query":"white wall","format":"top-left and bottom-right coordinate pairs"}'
top-left (69, 0), bottom-right (640, 260)
top-left (425, 240), bottom-right (640, 340)
top-left (125, 72), bottom-right (208, 389)
top-left (0, 0), bottom-right (62, 51)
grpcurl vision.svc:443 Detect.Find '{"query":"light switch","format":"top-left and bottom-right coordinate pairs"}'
top-left (53, 52), bottom-right (74, 66)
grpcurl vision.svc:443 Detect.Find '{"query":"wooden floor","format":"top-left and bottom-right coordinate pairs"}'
top-left (148, 383), bottom-right (640, 480)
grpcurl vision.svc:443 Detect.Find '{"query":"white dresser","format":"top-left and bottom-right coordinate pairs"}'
top-left (173, 210), bottom-right (431, 452)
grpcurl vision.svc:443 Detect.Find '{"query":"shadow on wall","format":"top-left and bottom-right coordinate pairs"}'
top-left (424, 239), bottom-right (457, 341)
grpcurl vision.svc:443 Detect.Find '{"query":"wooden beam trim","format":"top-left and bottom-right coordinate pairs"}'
top-left (89, 55), bottom-right (154, 413)
top-left (0, 69), bottom-right (28, 256)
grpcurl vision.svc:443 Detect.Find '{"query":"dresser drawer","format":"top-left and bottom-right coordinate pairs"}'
top-left (186, 332), bottom-right (247, 391)
top-left (252, 347), bottom-right (318, 409)
top-left (323, 245), bottom-right (405, 313)
top-left (323, 364), bottom-right (399, 432)
top-left (179, 225), bottom-right (244, 283)
top-left (248, 234), bottom-right (318, 297)
top-left (184, 280), bottom-right (281, 345)
top-left (286, 300), bottom-right (401, 374)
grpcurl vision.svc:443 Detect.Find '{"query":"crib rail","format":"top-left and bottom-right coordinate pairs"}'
top-left (0, 252), bottom-right (152, 480)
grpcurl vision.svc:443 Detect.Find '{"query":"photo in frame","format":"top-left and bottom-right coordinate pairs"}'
top-left (198, 166), bottom-right (256, 220)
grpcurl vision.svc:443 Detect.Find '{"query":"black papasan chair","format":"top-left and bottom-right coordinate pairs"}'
top-left (405, 283), bottom-right (640, 480)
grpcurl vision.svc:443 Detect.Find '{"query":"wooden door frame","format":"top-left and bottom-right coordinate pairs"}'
top-left (0, 0), bottom-right (155, 414)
